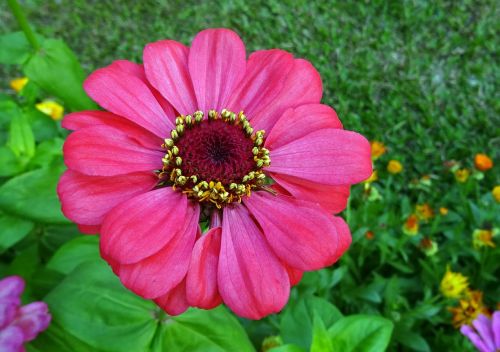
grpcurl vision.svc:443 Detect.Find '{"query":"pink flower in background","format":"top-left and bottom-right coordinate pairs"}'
top-left (58, 28), bottom-right (372, 319)
top-left (461, 312), bottom-right (500, 352)
top-left (0, 276), bottom-right (51, 352)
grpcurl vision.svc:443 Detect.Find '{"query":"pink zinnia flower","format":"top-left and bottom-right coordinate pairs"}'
top-left (0, 276), bottom-right (51, 352)
top-left (58, 28), bottom-right (372, 319)
top-left (461, 313), bottom-right (500, 352)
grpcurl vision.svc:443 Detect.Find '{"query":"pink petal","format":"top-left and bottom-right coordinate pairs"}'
top-left (58, 170), bottom-right (157, 226)
top-left (154, 279), bottom-right (189, 316)
top-left (461, 325), bottom-right (489, 352)
top-left (218, 205), bottom-right (289, 319)
top-left (13, 302), bottom-right (51, 341)
top-left (62, 111), bottom-right (162, 150)
top-left (284, 265), bottom-right (303, 286)
top-left (0, 300), bottom-right (18, 328)
top-left (473, 315), bottom-right (495, 351)
top-left (271, 173), bottom-right (350, 214)
top-left (77, 224), bottom-right (100, 235)
top-left (250, 59), bottom-right (322, 133)
top-left (188, 29), bottom-right (246, 113)
top-left (83, 63), bottom-right (173, 137)
top-left (0, 276), bottom-right (24, 299)
top-left (63, 125), bottom-right (163, 177)
top-left (0, 326), bottom-right (24, 352)
top-left (267, 129), bottom-right (372, 185)
top-left (244, 192), bottom-right (341, 271)
top-left (266, 104), bottom-right (342, 150)
top-left (100, 188), bottom-right (188, 264)
top-left (330, 216), bottom-right (352, 260)
top-left (492, 311), bottom-right (500, 348)
top-left (144, 40), bottom-right (197, 115)
top-left (110, 60), bottom-right (177, 121)
top-left (114, 202), bottom-right (199, 299)
top-left (226, 49), bottom-right (294, 115)
top-left (186, 227), bottom-right (222, 309)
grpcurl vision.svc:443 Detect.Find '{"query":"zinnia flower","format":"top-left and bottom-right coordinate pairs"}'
top-left (416, 203), bottom-right (434, 221)
top-left (440, 266), bottom-right (469, 299)
top-left (449, 290), bottom-right (490, 328)
top-left (0, 276), bottom-right (51, 351)
top-left (57, 29), bottom-right (372, 319)
top-left (473, 229), bottom-right (497, 249)
top-left (387, 160), bottom-right (403, 174)
top-left (455, 168), bottom-right (470, 183)
top-left (35, 100), bottom-right (64, 121)
top-left (9, 77), bottom-right (28, 93)
top-left (461, 312), bottom-right (500, 352)
top-left (370, 140), bottom-right (386, 159)
top-left (492, 186), bottom-right (500, 203)
top-left (474, 153), bottom-right (493, 172)
top-left (440, 207), bottom-right (449, 215)
top-left (402, 214), bottom-right (419, 236)
top-left (420, 237), bottom-right (438, 256)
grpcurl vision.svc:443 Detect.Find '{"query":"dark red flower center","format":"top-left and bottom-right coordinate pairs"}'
top-left (158, 110), bottom-right (270, 208)
top-left (175, 119), bottom-right (255, 185)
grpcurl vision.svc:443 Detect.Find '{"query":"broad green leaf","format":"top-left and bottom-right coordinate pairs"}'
top-left (0, 32), bottom-right (32, 64)
top-left (25, 108), bottom-right (60, 142)
top-left (32, 321), bottom-right (103, 352)
top-left (394, 328), bottom-right (431, 352)
top-left (0, 165), bottom-right (68, 224)
top-left (45, 260), bottom-right (157, 352)
top-left (280, 296), bottom-right (343, 349)
top-left (47, 235), bottom-right (100, 274)
top-left (268, 346), bottom-right (305, 352)
top-left (311, 314), bottom-right (333, 352)
top-left (328, 315), bottom-right (394, 352)
top-left (151, 306), bottom-right (255, 352)
top-left (0, 213), bottom-right (34, 253)
top-left (24, 39), bottom-right (96, 111)
top-left (28, 138), bottom-right (64, 170)
top-left (0, 146), bottom-right (24, 177)
top-left (8, 112), bottom-right (36, 160)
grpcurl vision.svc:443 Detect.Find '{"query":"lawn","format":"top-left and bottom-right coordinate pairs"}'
top-left (0, 1), bottom-right (498, 351)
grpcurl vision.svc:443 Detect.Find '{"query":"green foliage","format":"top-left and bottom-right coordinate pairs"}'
top-left (0, 1), bottom-right (497, 351)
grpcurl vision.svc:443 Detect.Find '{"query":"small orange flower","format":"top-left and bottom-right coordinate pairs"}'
top-left (416, 203), bottom-right (434, 220)
top-left (448, 290), bottom-right (490, 328)
top-left (36, 100), bottom-right (64, 121)
top-left (472, 229), bottom-right (496, 248)
top-left (439, 207), bottom-right (449, 215)
top-left (9, 77), bottom-right (29, 93)
top-left (370, 141), bottom-right (386, 159)
top-left (474, 153), bottom-right (493, 171)
top-left (420, 238), bottom-right (438, 256)
top-left (492, 186), bottom-right (500, 203)
top-left (454, 168), bottom-right (470, 183)
top-left (387, 160), bottom-right (403, 174)
top-left (403, 214), bottom-right (419, 236)
top-left (365, 231), bottom-right (375, 240)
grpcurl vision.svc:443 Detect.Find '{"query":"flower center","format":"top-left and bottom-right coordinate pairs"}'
top-left (159, 109), bottom-right (270, 208)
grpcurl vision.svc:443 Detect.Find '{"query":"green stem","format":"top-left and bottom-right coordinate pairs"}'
top-left (7, 0), bottom-right (40, 50)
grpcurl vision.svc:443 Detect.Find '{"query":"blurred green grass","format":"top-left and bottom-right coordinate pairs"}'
top-left (1, 0), bottom-right (499, 174)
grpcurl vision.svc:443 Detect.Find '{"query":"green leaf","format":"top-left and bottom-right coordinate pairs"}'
top-left (0, 213), bottom-right (34, 253)
top-left (394, 328), bottom-right (431, 352)
top-left (44, 260), bottom-right (158, 352)
top-left (151, 306), bottom-right (255, 352)
top-left (0, 32), bottom-right (32, 65)
top-left (24, 39), bottom-right (96, 111)
top-left (268, 345), bottom-right (306, 352)
top-left (0, 146), bottom-right (24, 177)
top-left (328, 315), bottom-right (394, 352)
top-left (280, 296), bottom-right (343, 349)
top-left (311, 314), bottom-right (333, 352)
top-left (0, 165), bottom-right (69, 224)
top-left (8, 111), bottom-right (36, 161)
top-left (28, 138), bottom-right (64, 169)
top-left (47, 235), bottom-right (100, 274)
top-left (32, 321), bottom-right (103, 352)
